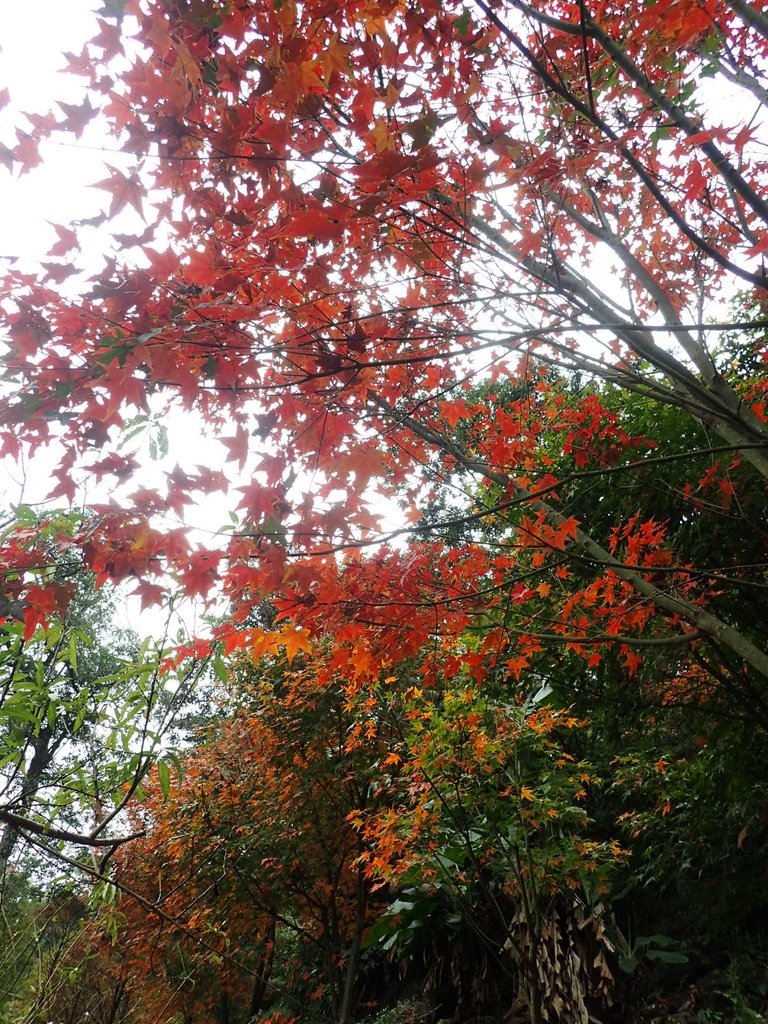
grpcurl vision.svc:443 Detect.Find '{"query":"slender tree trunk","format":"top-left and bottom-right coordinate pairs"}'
top-left (0, 726), bottom-right (57, 869)
top-left (248, 915), bottom-right (276, 1021)
top-left (339, 867), bottom-right (367, 1024)
top-left (219, 986), bottom-right (230, 1024)
top-left (0, 822), bottom-right (17, 866)
top-left (105, 978), bottom-right (128, 1024)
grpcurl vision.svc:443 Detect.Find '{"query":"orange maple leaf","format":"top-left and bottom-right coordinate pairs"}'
top-left (279, 624), bottom-right (313, 663)
top-left (252, 628), bottom-right (279, 663)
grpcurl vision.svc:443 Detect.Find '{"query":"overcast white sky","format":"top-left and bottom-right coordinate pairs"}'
top-left (0, 2), bottom-right (107, 264)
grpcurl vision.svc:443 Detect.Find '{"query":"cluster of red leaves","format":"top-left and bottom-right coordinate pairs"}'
top-left (0, 0), bottom-right (767, 683)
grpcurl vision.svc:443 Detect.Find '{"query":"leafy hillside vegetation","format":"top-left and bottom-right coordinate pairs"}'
top-left (1, 0), bottom-right (768, 1020)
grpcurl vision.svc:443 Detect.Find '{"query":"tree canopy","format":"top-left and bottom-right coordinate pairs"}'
top-left (1, 0), bottom-right (768, 1021)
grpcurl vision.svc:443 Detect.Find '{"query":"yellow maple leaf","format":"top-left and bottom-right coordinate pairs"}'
top-left (370, 118), bottom-right (397, 153)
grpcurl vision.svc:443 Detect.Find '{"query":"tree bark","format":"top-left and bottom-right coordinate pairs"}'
top-left (339, 867), bottom-right (367, 1024)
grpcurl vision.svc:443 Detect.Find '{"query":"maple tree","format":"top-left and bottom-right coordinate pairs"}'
top-left (102, 654), bottom-right (392, 1024)
top-left (38, 641), bottom-right (623, 1024)
top-left (355, 672), bottom-right (622, 1024)
top-left (0, 0), bottom-right (765, 689)
top-left (2, 0), bottom-right (768, 1019)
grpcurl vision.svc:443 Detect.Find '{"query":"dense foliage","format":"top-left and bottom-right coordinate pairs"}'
top-left (2, 0), bottom-right (768, 1020)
